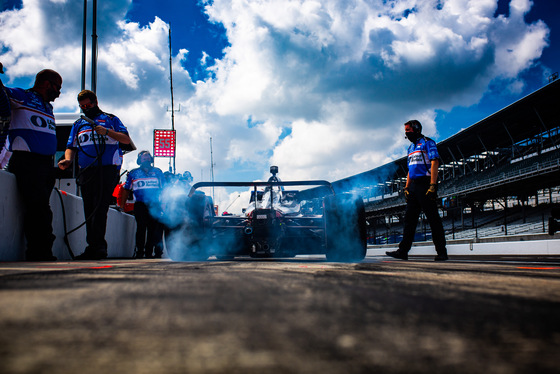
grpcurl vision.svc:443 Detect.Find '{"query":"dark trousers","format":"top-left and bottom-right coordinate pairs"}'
top-left (134, 201), bottom-right (163, 257)
top-left (7, 151), bottom-right (56, 258)
top-left (399, 177), bottom-right (447, 255)
top-left (79, 165), bottom-right (119, 253)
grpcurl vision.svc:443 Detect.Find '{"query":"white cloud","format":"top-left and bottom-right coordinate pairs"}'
top-left (0, 0), bottom-right (552, 207)
top-left (201, 0), bottom-right (549, 181)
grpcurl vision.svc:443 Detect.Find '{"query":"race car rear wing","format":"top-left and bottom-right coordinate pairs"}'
top-left (189, 180), bottom-right (335, 199)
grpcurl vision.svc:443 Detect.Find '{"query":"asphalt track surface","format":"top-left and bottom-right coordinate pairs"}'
top-left (0, 254), bottom-right (559, 374)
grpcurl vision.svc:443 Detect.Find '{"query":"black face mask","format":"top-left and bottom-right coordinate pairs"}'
top-left (83, 106), bottom-right (102, 119)
top-left (405, 132), bottom-right (420, 143)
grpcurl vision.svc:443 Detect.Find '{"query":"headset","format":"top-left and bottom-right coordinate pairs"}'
top-left (137, 150), bottom-right (154, 165)
top-left (404, 119), bottom-right (422, 133)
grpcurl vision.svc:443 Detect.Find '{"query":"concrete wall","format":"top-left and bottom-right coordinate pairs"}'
top-left (368, 237), bottom-right (560, 256)
top-left (0, 170), bottom-right (136, 261)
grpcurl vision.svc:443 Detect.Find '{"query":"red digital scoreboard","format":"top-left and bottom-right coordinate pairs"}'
top-left (153, 129), bottom-right (176, 157)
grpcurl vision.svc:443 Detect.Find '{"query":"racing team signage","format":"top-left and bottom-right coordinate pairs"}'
top-left (153, 129), bottom-right (176, 157)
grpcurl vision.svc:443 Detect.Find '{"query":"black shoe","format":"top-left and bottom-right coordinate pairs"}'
top-left (26, 253), bottom-right (57, 262)
top-left (133, 251), bottom-right (144, 259)
top-left (434, 254), bottom-right (449, 261)
top-left (386, 250), bottom-right (408, 260)
top-left (75, 250), bottom-right (107, 260)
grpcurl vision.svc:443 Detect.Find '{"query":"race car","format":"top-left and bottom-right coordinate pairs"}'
top-left (166, 166), bottom-right (367, 262)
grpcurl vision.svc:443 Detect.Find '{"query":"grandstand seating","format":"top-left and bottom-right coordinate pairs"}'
top-left (344, 79), bottom-right (560, 244)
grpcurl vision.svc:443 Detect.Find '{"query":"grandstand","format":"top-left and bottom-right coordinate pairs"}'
top-left (331, 77), bottom-right (560, 244)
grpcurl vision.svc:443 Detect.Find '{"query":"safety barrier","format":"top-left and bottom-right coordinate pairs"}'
top-left (367, 238), bottom-right (560, 256)
top-left (0, 170), bottom-right (136, 261)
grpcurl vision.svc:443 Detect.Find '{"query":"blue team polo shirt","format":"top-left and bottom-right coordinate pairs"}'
top-left (407, 137), bottom-right (439, 179)
top-left (124, 167), bottom-right (165, 205)
top-left (66, 112), bottom-right (128, 168)
top-left (5, 87), bottom-right (57, 155)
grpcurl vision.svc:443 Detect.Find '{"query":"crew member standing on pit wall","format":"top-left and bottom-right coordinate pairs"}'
top-left (121, 151), bottom-right (165, 259)
top-left (386, 120), bottom-right (449, 261)
top-left (0, 67), bottom-right (62, 261)
top-left (58, 90), bottom-right (131, 260)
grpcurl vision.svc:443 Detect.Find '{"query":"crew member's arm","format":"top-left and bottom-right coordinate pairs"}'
top-left (430, 159), bottom-right (439, 184)
top-left (403, 173), bottom-right (411, 202)
top-left (58, 148), bottom-right (76, 170)
top-left (93, 125), bottom-right (131, 144)
top-left (119, 188), bottom-right (131, 210)
top-left (425, 159), bottom-right (439, 200)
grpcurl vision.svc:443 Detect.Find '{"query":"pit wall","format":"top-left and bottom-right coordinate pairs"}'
top-left (0, 170), bottom-right (136, 261)
top-left (367, 236), bottom-right (560, 256)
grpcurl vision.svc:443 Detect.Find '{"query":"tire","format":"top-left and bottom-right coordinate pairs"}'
top-left (166, 193), bottom-right (214, 261)
top-left (324, 194), bottom-right (367, 262)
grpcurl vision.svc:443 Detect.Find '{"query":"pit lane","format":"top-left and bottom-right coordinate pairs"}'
top-left (0, 254), bottom-right (559, 373)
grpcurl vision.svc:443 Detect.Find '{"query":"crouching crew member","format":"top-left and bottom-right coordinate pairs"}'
top-left (386, 120), bottom-right (448, 261)
top-left (59, 90), bottom-right (131, 260)
top-left (122, 151), bottom-right (165, 258)
top-left (1, 69), bottom-right (62, 261)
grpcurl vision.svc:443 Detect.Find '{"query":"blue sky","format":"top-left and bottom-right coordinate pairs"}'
top-left (0, 0), bottom-right (558, 210)
top-left (126, 0), bottom-right (229, 82)
top-left (433, 0), bottom-right (559, 139)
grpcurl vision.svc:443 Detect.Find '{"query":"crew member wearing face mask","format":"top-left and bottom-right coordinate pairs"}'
top-left (121, 151), bottom-right (165, 259)
top-left (386, 120), bottom-right (448, 261)
top-left (58, 90), bottom-right (131, 260)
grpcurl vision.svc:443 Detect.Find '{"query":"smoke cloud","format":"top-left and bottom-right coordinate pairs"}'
top-left (159, 176), bottom-right (367, 262)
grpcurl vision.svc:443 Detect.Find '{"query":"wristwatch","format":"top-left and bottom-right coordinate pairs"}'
top-left (105, 128), bottom-right (109, 136)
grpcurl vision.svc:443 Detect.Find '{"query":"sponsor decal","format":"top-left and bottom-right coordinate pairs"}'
top-left (133, 178), bottom-right (161, 189)
top-left (30, 115), bottom-right (56, 130)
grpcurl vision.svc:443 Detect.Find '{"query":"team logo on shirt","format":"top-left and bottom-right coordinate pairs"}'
top-left (30, 115), bottom-right (56, 131)
top-left (77, 129), bottom-right (107, 144)
top-left (409, 150), bottom-right (427, 164)
top-left (133, 178), bottom-right (161, 189)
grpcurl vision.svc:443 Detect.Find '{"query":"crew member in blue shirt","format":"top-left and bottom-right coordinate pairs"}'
top-left (58, 90), bottom-right (131, 260)
top-left (121, 151), bottom-right (165, 258)
top-left (386, 120), bottom-right (448, 261)
top-left (1, 68), bottom-right (62, 261)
